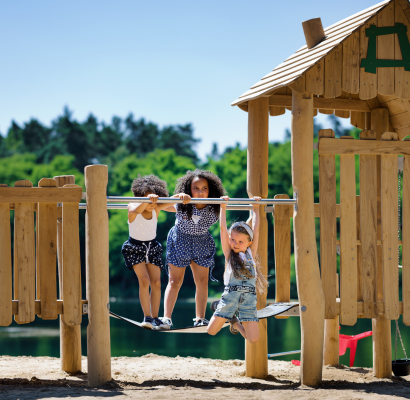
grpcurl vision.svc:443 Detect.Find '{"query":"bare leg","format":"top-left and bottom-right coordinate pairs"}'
top-left (190, 261), bottom-right (209, 319)
top-left (207, 315), bottom-right (228, 335)
top-left (163, 264), bottom-right (185, 319)
top-left (234, 321), bottom-right (259, 344)
top-left (146, 263), bottom-right (161, 318)
top-left (132, 262), bottom-right (151, 317)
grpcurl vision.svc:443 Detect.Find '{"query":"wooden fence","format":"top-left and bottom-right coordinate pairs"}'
top-left (0, 177), bottom-right (83, 328)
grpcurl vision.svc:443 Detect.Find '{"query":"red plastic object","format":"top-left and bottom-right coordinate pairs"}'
top-left (339, 331), bottom-right (372, 367)
top-left (291, 360), bottom-right (300, 366)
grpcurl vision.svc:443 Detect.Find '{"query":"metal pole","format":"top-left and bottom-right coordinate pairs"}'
top-left (78, 203), bottom-right (258, 211)
top-left (268, 350), bottom-right (301, 358)
top-left (105, 196), bottom-right (297, 205)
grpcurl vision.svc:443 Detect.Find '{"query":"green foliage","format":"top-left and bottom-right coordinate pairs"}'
top-left (0, 110), bottom-right (359, 301)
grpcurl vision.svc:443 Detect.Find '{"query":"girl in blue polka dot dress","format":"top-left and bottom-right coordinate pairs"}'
top-left (159, 169), bottom-right (226, 329)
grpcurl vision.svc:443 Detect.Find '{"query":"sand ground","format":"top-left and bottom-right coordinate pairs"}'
top-left (1, 355), bottom-right (410, 399)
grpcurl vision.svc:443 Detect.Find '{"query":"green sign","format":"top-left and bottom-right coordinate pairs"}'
top-left (360, 23), bottom-right (410, 74)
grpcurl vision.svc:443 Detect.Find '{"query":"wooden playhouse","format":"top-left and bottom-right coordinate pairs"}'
top-left (232, 0), bottom-right (410, 386)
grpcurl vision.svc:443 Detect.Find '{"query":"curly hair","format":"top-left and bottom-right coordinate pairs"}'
top-left (228, 224), bottom-right (268, 294)
top-left (174, 169), bottom-right (226, 219)
top-left (131, 175), bottom-right (169, 197)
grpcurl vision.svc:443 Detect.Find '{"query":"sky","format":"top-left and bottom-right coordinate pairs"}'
top-left (0, 0), bottom-right (379, 160)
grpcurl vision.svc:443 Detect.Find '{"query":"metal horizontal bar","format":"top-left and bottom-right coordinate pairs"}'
top-left (268, 350), bottom-right (301, 357)
top-left (105, 196), bottom-right (296, 205)
top-left (78, 203), bottom-right (256, 211)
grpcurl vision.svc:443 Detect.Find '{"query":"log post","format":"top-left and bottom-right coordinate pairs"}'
top-left (291, 90), bottom-right (325, 386)
top-left (371, 108), bottom-right (392, 378)
top-left (245, 97), bottom-right (269, 379)
top-left (54, 175), bottom-right (82, 373)
top-left (85, 165), bottom-right (111, 386)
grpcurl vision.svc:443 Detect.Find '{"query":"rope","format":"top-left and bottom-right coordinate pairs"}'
top-left (395, 170), bottom-right (408, 362)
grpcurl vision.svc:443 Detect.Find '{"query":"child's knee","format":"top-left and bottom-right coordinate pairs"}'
top-left (169, 277), bottom-right (183, 289)
top-left (139, 276), bottom-right (150, 289)
top-left (207, 326), bottom-right (217, 336)
top-left (151, 279), bottom-right (161, 291)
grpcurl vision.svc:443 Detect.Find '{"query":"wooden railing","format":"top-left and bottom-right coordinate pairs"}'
top-left (0, 177), bottom-right (82, 327)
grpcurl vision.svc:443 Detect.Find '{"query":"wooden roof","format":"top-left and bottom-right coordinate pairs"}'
top-left (232, 0), bottom-right (410, 139)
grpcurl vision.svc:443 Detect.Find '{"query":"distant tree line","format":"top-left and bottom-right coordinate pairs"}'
top-left (0, 108), bottom-right (359, 300)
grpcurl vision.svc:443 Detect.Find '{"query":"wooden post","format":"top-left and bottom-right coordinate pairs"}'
top-left (323, 274), bottom-right (339, 366)
top-left (0, 184), bottom-right (12, 327)
top-left (54, 175), bottom-right (81, 374)
top-left (85, 165), bottom-right (111, 386)
top-left (371, 108), bottom-right (392, 379)
top-left (291, 90), bottom-right (325, 386)
top-left (246, 97), bottom-right (269, 379)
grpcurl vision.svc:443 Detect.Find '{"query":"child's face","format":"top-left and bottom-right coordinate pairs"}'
top-left (230, 230), bottom-right (252, 253)
top-left (144, 192), bottom-right (157, 211)
top-left (191, 177), bottom-right (209, 198)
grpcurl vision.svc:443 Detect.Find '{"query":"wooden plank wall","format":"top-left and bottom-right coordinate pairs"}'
top-left (318, 129), bottom-right (337, 319)
top-left (0, 178), bottom-right (82, 327)
top-left (339, 137), bottom-right (358, 325)
top-left (267, 0), bottom-right (410, 124)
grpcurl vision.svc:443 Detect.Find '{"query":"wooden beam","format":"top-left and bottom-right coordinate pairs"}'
top-left (335, 300), bottom-right (403, 316)
top-left (0, 187), bottom-right (83, 203)
top-left (12, 299), bottom-right (88, 315)
top-left (268, 94), bottom-right (370, 112)
top-left (319, 137), bottom-right (410, 156)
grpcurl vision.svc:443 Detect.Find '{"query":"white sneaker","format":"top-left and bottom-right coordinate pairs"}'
top-left (158, 317), bottom-right (172, 330)
top-left (193, 318), bottom-right (209, 327)
top-left (153, 317), bottom-right (170, 330)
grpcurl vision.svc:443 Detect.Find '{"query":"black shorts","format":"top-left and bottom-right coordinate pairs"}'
top-left (121, 237), bottom-right (164, 270)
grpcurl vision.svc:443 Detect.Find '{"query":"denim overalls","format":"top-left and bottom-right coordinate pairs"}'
top-left (213, 249), bottom-right (259, 322)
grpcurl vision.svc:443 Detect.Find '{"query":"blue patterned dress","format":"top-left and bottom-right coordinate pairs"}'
top-left (166, 204), bottom-right (218, 281)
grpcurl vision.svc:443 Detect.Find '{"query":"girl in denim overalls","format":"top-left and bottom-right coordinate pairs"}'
top-left (207, 196), bottom-right (267, 343)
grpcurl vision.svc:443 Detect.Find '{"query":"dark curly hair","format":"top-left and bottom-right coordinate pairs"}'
top-left (174, 169), bottom-right (226, 219)
top-left (131, 175), bottom-right (169, 197)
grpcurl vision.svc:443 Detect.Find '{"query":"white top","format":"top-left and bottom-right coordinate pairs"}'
top-left (128, 205), bottom-right (157, 241)
top-left (223, 248), bottom-right (256, 285)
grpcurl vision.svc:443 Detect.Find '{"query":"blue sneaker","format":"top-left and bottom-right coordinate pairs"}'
top-left (141, 316), bottom-right (154, 329)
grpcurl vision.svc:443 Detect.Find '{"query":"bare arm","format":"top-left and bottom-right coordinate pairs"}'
top-left (220, 196), bottom-right (231, 260)
top-left (160, 193), bottom-right (191, 213)
top-left (249, 196), bottom-right (261, 257)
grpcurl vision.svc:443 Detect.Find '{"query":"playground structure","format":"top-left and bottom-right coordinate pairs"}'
top-left (231, 0), bottom-right (410, 386)
top-left (2, 0), bottom-right (410, 388)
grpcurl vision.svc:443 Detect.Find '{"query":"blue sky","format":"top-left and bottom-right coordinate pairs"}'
top-left (0, 0), bottom-right (377, 159)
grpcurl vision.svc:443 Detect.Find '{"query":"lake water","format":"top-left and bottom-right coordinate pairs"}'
top-left (1, 300), bottom-right (410, 368)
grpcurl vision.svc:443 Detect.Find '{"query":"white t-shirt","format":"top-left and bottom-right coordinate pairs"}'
top-left (128, 204), bottom-right (157, 241)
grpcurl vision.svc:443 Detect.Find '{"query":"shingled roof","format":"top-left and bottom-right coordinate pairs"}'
top-left (232, 0), bottom-right (410, 139)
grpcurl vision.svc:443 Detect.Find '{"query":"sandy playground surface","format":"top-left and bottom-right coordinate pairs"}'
top-left (1, 355), bottom-right (410, 399)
